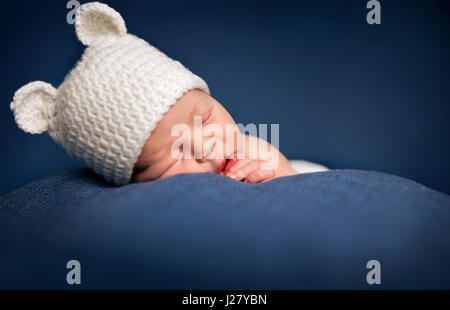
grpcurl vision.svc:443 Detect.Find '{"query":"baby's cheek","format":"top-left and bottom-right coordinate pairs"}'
top-left (161, 159), bottom-right (208, 178)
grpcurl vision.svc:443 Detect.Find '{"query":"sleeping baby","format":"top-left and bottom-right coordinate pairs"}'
top-left (10, 2), bottom-right (326, 185)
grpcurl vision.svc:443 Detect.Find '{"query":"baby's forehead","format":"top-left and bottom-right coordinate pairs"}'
top-left (161, 94), bottom-right (212, 127)
top-left (160, 100), bottom-right (197, 130)
top-left (148, 96), bottom-right (205, 144)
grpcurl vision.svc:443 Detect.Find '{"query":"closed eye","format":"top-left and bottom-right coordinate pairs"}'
top-left (202, 108), bottom-right (213, 124)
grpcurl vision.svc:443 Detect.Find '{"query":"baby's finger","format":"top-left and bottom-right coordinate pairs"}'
top-left (227, 160), bottom-right (261, 180)
top-left (244, 165), bottom-right (275, 183)
top-left (227, 159), bottom-right (252, 174)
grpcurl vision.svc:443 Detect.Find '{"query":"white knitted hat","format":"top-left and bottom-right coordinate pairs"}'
top-left (10, 2), bottom-right (209, 185)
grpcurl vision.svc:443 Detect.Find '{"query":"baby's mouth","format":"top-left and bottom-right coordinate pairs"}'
top-left (220, 155), bottom-right (238, 175)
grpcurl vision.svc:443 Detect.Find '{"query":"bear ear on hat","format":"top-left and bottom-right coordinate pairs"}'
top-left (75, 2), bottom-right (127, 46)
top-left (10, 81), bottom-right (58, 134)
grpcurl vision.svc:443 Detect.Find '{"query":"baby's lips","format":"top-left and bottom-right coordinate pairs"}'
top-left (222, 154), bottom-right (238, 175)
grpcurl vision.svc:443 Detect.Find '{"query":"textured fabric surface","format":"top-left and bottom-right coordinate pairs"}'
top-left (9, 2), bottom-right (209, 185)
top-left (0, 170), bottom-right (449, 289)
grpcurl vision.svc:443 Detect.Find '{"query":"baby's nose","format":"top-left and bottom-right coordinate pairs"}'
top-left (196, 136), bottom-right (221, 161)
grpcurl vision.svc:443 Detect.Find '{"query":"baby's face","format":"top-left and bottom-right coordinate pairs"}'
top-left (132, 89), bottom-right (242, 182)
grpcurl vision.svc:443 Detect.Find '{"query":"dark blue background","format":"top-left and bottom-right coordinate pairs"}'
top-left (0, 0), bottom-right (449, 195)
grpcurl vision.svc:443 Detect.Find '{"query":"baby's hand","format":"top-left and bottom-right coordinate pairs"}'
top-left (223, 159), bottom-right (275, 183)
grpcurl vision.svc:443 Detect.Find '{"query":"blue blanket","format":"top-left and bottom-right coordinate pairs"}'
top-left (0, 169), bottom-right (449, 289)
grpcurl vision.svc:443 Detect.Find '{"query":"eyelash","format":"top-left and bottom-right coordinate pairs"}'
top-left (202, 110), bottom-right (213, 124)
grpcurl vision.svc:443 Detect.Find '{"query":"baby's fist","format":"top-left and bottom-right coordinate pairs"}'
top-left (225, 159), bottom-right (275, 183)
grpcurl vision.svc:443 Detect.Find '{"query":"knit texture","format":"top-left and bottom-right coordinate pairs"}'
top-left (10, 2), bottom-right (209, 185)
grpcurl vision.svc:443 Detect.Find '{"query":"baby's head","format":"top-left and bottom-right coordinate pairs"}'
top-left (10, 2), bottom-right (241, 185)
top-left (133, 89), bottom-right (243, 182)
